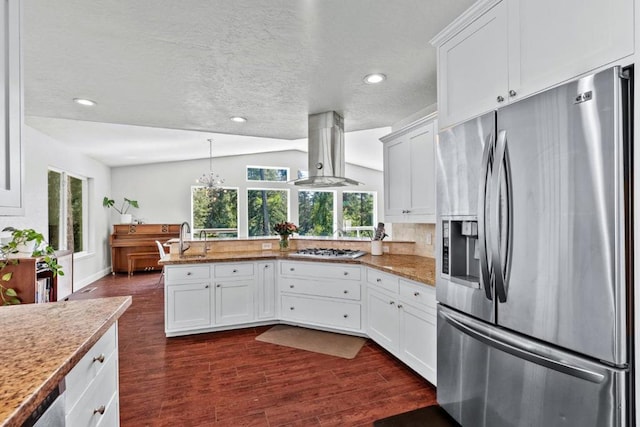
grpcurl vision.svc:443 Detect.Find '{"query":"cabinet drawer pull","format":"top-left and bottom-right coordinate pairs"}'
top-left (216, 284), bottom-right (221, 288)
top-left (343, 290), bottom-right (348, 294)
top-left (264, 264), bottom-right (269, 269)
top-left (398, 304), bottom-right (403, 309)
top-left (509, 89), bottom-right (517, 97)
top-left (414, 291), bottom-right (420, 297)
top-left (290, 267), bottom-right (295, 271)
top-left (376, 278), bottom-right (382, 283)
top-left (343, 271), bottom-right (349, 276)
top-left (232, 269), bottom-right (238, 273)
top-left (343, 314), bottom-right (349, 318)
top-left (389, 301), bottom-right (395, 305)
top-left (497, 95), bottom-right (505, 102)
top-left (93, 405), bottom-right (106, 415)
top-left (186, 272), bottom-right (192, 276)
top-left (92, 354), bottom-right (105, 363)
top-left (205, 285), bottom-right (209, 289)
top-left (290, 306), bottom-right (295, 310)
top-left (289, 284), bottom-right (294, 288)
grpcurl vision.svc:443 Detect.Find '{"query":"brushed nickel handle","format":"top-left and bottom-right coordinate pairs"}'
top-left (497, 95), bottom-right (505, 103)
top-left (376, 278), bottom-right (382, 283)
top-left (509, 89), bottom-right (517, 97)
top-left (414, 291), bottom-right (420, 297)
top-left (93, 405), bottom-right (106, 415)
top-left (92, 354), bottom-right (105, 363)
top-left (343, 290), bottom-right (348, 294)
top-left (398, 304), bottom-right (403, 309)
top-left (343, 314), bottom-right (349, 318)
top-left (389, 301), bottom-right (395, 305)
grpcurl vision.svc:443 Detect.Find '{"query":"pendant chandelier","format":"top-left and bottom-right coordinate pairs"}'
top-left (196, 139), bottom-right (225, 189)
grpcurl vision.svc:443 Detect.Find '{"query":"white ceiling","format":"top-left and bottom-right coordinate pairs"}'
top-left (22, 0), bottom-right (474, 167)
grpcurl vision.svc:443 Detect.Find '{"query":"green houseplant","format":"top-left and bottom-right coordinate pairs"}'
top-left (103, 196), bottom-right (140, 224)
top-left (0, 227), bottom-right (63, 305)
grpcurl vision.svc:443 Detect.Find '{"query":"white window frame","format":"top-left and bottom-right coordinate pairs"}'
top-left (190, 185), bottom-right (240, 238)
top-left (341, 190), bottom-right (378, 239)
top-left (297, 189), bottom-right (337, 237)
top-left (246, 187), bottom-right (291, 237)
top-left (246, 165), bottom-right (290, 182)
top-left (48, 168), bottom-right (89, 254)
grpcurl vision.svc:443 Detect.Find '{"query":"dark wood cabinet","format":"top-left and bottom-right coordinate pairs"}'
top-left (109, 224), bottom-right (180, 274)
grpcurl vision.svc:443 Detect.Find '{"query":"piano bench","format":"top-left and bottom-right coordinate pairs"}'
top-left (127, 252), bottom-right (160, 276)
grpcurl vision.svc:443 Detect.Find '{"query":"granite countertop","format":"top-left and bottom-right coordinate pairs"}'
top-left (0, 296), bottom-right (132, 427)
top-left (160, 251), bottom-right (435, 286)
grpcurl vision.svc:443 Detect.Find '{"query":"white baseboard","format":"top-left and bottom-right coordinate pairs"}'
top-left (73, 267), bottom-right (112, 292)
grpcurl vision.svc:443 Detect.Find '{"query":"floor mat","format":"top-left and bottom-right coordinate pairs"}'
top-left (255, 325), bottom-right (366, 359)
top-left (373, 405), bottom-right (461, 427)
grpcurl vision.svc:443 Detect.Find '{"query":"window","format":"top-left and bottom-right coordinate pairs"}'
top-left (191, 187), bottom-right (238, 238)
top-left (298, 191), bottom-right (335, 236)
top-left (48, 169), bottom-right (88, 253)
top-left (247, 189), bottom-right (288, 236)
top-left (342, 191), bottom-right (376, 238)
top-left (247, 166), bottom-right (289, 182)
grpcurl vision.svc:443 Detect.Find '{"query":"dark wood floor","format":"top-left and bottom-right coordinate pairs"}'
top-left (69, 271), bottom-right (437, 426)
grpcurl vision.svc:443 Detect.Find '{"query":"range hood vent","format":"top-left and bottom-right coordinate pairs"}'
top-left (292, 111), bottom-right (363, 188)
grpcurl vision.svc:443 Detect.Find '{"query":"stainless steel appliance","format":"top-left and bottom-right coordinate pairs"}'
top-left (436, 66), bottom-right (633, 426)
top-left (289, 248), bottom-right (367, 259)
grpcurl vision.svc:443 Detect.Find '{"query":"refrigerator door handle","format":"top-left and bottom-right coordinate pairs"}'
top-left (490, 130), bottom-right (511, 303)
top-left (478, 132), bottom-right (494, 301)
top-left (439, 307), bottom-right (607, 384)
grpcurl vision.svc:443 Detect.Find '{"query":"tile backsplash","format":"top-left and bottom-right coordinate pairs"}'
top-left (389, 223), bottom-right (436, 258)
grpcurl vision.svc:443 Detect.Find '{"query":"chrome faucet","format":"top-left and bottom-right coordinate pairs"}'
top-left (179, 221), bottom-right (191, 256)
top-left (199, 229), bottom-right (208, 254)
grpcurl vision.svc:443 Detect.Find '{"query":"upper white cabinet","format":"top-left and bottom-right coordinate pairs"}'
top-left (432, 0), bottom-right (635, 129)
top-left (0, 0), bottom-right (23, 215)
top-left (381, 114), bottom-right (437, 223)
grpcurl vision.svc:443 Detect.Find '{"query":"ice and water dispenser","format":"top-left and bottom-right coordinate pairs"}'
top-left (440, 218), bottom-right (480, 287)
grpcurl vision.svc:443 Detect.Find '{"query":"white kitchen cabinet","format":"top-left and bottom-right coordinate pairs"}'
top-left (0, 0), bottom-right (23, 215)
top-left (215, 279), bottom-right (255, 325)
top-left (166, 282), bottom-right (212, 331)
top-left (279, 261), bottom-right (364, 333)
top-left (365, 268), bottom-right (437, 385)
top-left (380, 114), bottom-right (437, 223)
top-left (65, 323), bottom-right (120, 427)
top-left (432, 0), bottom-right (634, 129)
top-left (256, 262), bottom-right (276, 319)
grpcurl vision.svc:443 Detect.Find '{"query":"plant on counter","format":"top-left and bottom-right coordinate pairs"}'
top-left (102, 196), bottom-right (140, 214)
top-left (273, 221), bottom-right (298, 251)
top-left (0, 227), bottom-right (63, 305)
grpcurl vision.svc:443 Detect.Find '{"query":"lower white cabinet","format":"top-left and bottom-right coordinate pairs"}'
top-left (65, 323), bottom-right (120, 427)
top-left (166, 282), bottom-right (212, 331)
top-left (281, 294), bottom-right (361, 330)
top-left (215, 279), bottom-right (255, 325)
top-left (256, 262), bottom-right (276, 319)
top-left (366, 268), bottom-right (437, 385)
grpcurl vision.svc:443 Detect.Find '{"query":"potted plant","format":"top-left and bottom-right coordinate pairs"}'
top-left (103, 196), bottom-right (140, 224)
top-left (0, 227), bottom-right (63, 305)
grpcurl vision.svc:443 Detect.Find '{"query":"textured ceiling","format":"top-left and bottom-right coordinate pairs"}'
top-left (23, 0), bottom-right (474, 166)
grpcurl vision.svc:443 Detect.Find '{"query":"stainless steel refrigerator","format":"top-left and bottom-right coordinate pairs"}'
top-left (435, 65), bottom-right (633, 426)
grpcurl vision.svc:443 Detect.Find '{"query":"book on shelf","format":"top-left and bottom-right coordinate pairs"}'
top-left (35, 277), bottom-right (52, 303)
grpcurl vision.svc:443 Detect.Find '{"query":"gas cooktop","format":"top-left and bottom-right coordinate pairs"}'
top-left (289, 248), bottom-right (367, 260)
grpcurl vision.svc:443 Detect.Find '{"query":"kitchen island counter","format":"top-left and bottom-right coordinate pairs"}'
top-left (160, 252), bottom-right (435, 286)
top-left (0, 296), bottom-right (132, 427)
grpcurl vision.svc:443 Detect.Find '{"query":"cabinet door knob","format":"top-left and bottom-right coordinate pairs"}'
top-left (343, 290), bottom-right (348, 294)
top-left (398, 304), bottom-right (403, 309)
top-left (93, 405), bottom-right (106, 415)
top-left (232, 269), bottom-right (238, 273)
top-left (186, 272), bottom-right (192, 276)
top-left (497, 95), bottom-right (505, 103)
top-left (289, 284), bottom-right (294, 288)
top-left (92, 354), bottom-right (105, 363)
top-left (290, 267), bottom-right (295, 271)
top-left (205, 285), bottom-right (209, 289)
top-left (414, 291), bottom-right (420, 297)
top-left (389, 301), bottom-right (395, 305)
top-left (343, 271), bottom-right (349, 276)
top-left (509, 89), bottom-right (517, 97)
top-left (216, 284), bottom-right (221, 288)
top-left (264, 264), bottom-right (269, 269)
top-left (290, 306), bottom-right (295, 310)
top-left (343, 314), bottom-right (349, 318)
top-left (376, 278), bottom-right (382, 283)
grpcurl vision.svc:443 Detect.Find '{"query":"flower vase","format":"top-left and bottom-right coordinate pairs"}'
top-left (279, 234), bottom-right (290, 251)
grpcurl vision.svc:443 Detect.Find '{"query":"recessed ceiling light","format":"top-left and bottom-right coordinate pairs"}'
top-left (363, 73), bottom-right (386, 84)
top-left (230, 116), bottom-right (247, 123)
top-left (73, 98), bottom-right (97, 106)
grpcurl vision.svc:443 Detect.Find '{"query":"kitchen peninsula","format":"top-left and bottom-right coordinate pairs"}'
top-left (0, 296), bottom-right (131, 427)
top-left (160, 239), bottom-right (437, 384)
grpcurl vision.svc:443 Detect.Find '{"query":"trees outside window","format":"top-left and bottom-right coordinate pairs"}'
top-left (342, 191), bottom-right (376, 238)
top-left (298, 191), bottom-right (335, 236)
top-left (247, 189), bottom-right (288, 237)
top-left (48, 169), bottom-right (87, 252)
top-left (247, 167), bottom-right (289, 182)
top-left (191, 187), bottom-right (238, 237)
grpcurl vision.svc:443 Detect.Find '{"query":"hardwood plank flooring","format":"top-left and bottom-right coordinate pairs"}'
top-left (68, 272), bottom-right (437, 426)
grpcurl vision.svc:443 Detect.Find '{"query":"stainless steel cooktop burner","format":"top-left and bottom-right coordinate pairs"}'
top-left (289, 248), bottom-right (367, 259)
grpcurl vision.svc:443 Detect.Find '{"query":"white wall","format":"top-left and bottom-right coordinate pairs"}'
top-left (0, 126), bottom-right (112, 289)
top-left (110, 150), bottom-right (384, 236)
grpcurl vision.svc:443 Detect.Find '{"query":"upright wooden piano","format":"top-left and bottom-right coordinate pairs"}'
top-left (110, 224), bottom-right (180, 274)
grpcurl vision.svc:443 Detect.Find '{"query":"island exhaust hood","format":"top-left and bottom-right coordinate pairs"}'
top-left (292, 111), bottom-right (363, 187)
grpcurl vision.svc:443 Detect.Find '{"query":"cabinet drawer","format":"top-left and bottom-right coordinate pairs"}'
top-left (280, 277), bottom-right (361, 301)
top-left (281, 261), bottom-right (361, 281)
top-left (65, 324), bottom-right (117, 410)
top-left (366, 268), bottom-right (399, 294)
top-left (66, 352), bottom-right (118, 425)
top-left (281, 295), bottom-right (361, 330)
top-left (214, 262), bottom-right (255, 278)
top-left (399, 280), bottom-right (436, 312)
top-left (165, 265), bottom-right (210, 282)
